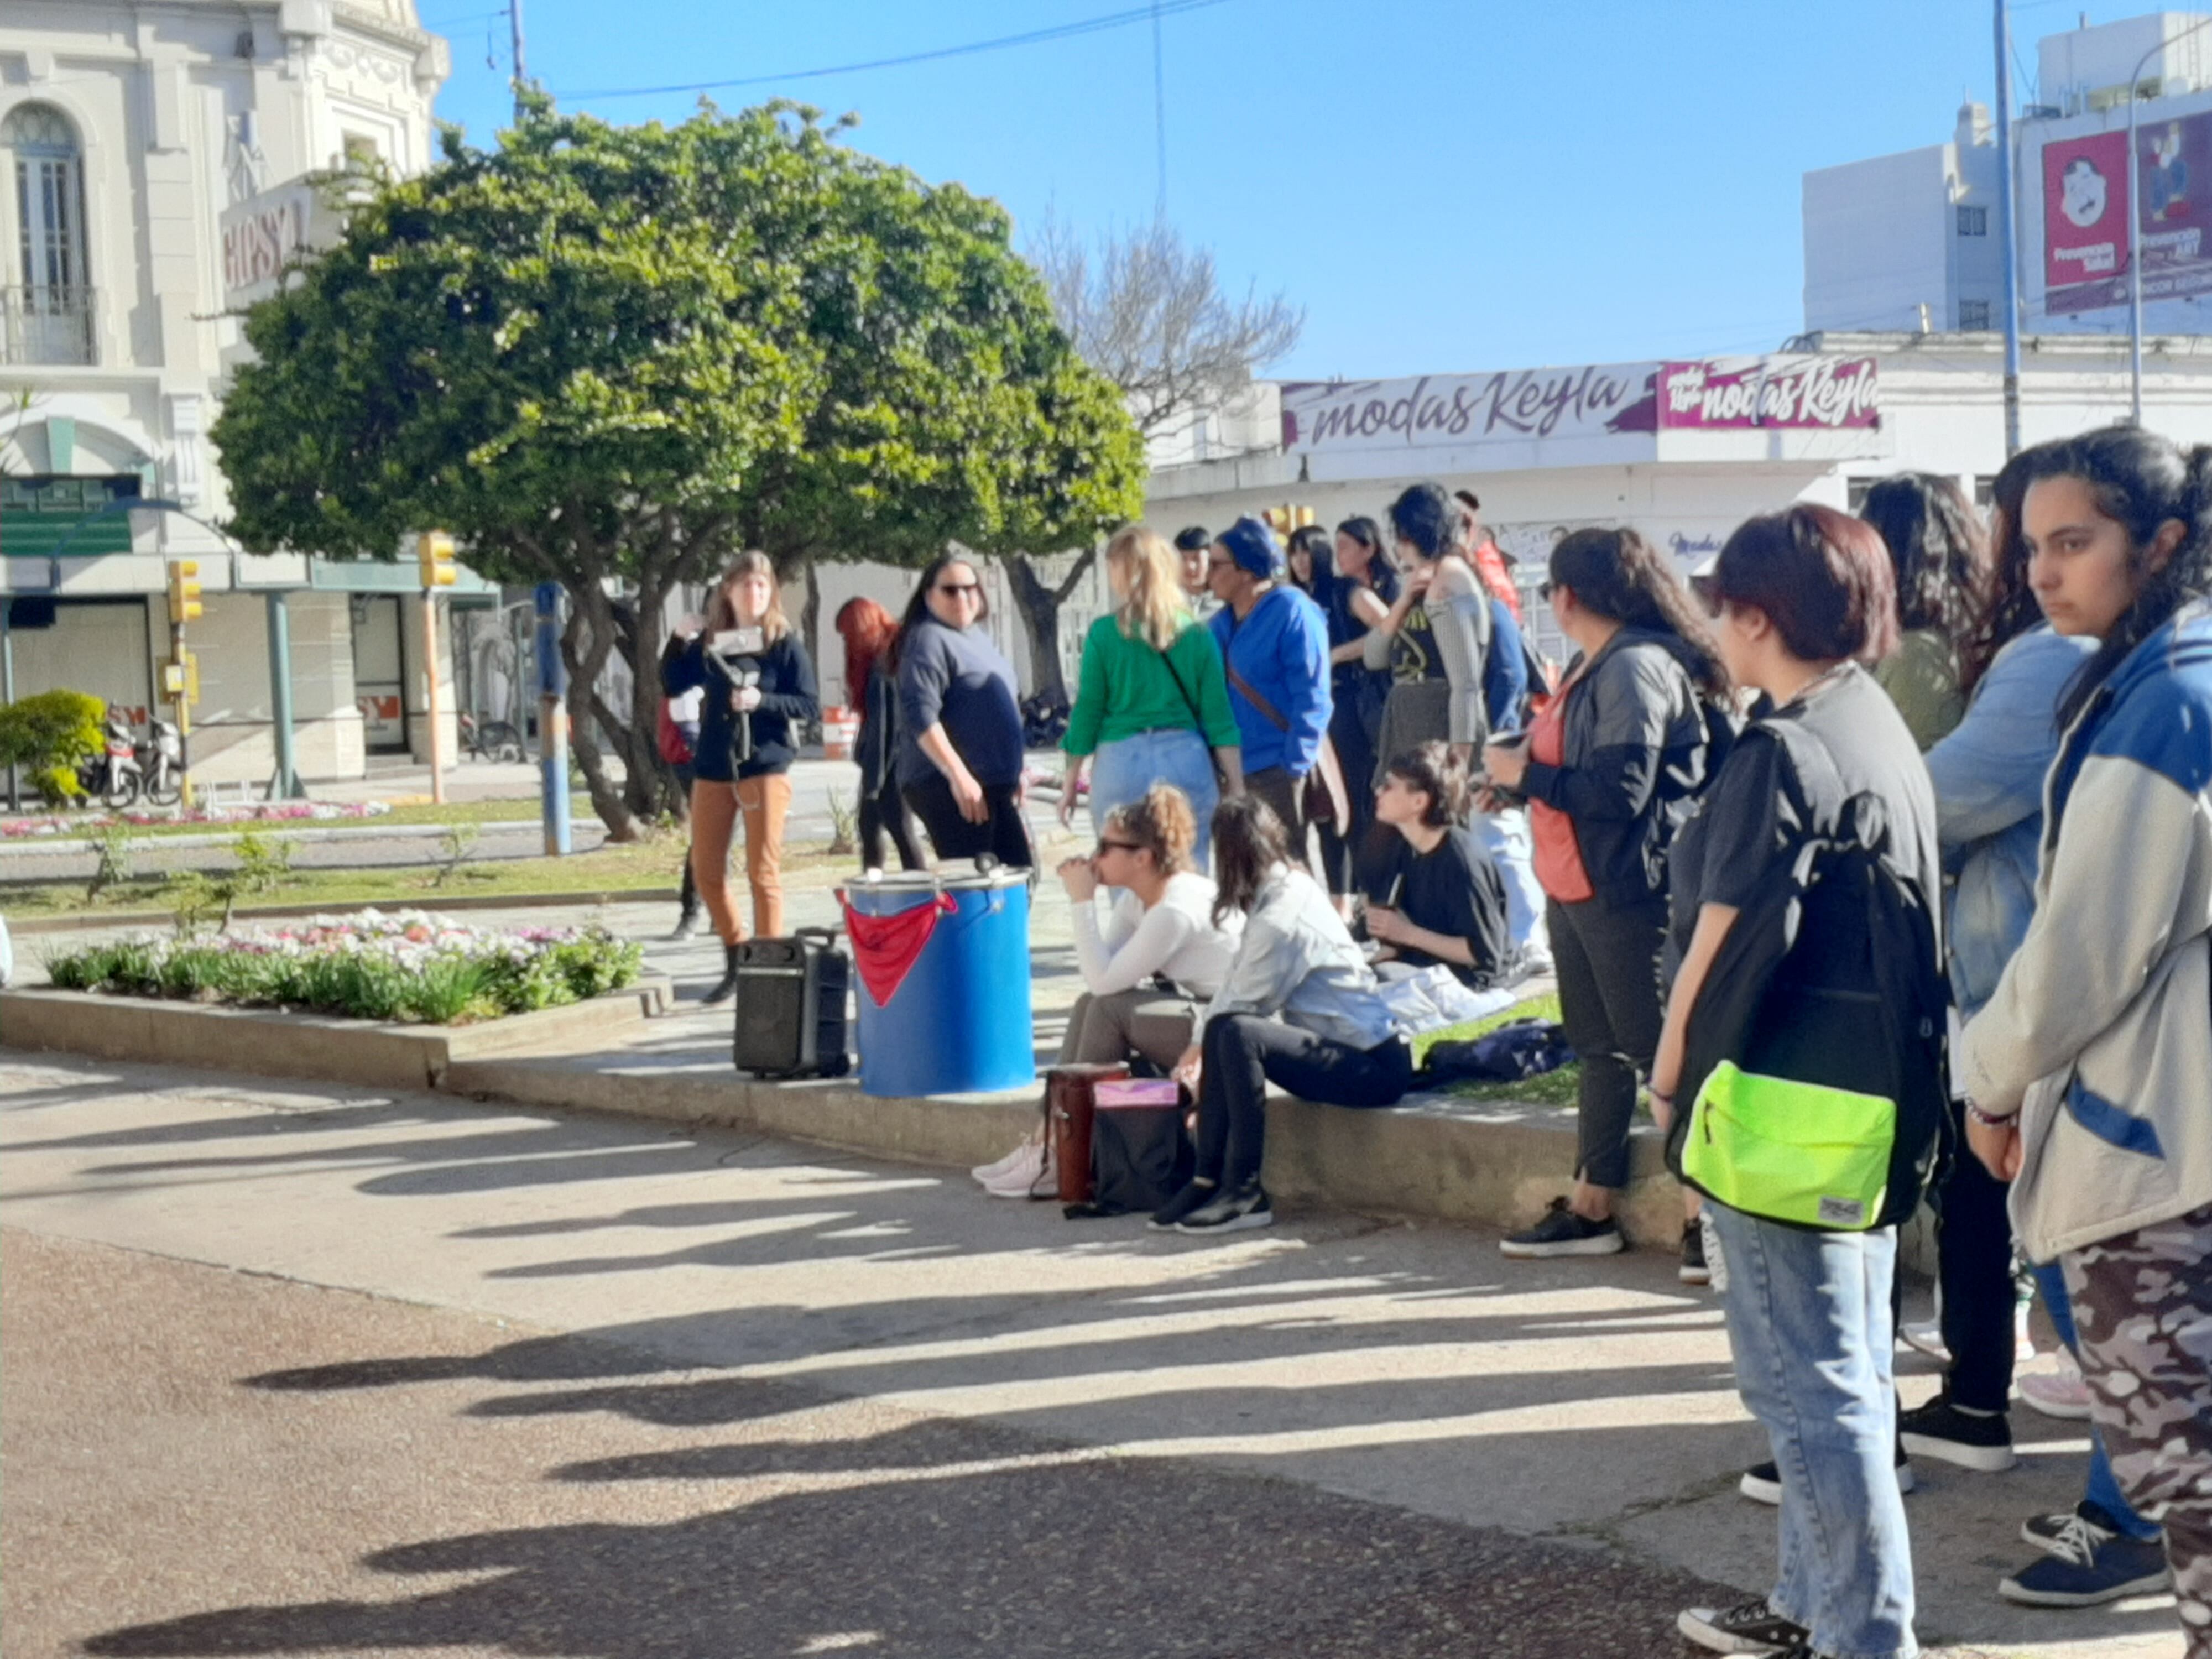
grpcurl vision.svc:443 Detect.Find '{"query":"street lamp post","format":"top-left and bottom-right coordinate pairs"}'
top-left (2129, 14), bottom-right (2212, 424)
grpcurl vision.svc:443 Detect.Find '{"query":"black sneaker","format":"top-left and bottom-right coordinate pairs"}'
top-left (1898, 1390), bottom-right (2016, 1472)
top-left (1147, 1180), bottom-right (1217, 1232)
top-left (1739, 1447), bottom-right (1915, 1506)
top-left (1175, 1180), bottom-right (1274, 1234)
top-left (1677, 1596), bottom-right (1808, 1655)
top-left (2021, 1499), bottom-right (2124, 1557)
top-left (1680, 1219), bottom-right (1710, 1285)
top-left (1499, 1196), bottom-right (1623, 1258)
top-left (2000, 1524), bottom-right (2168, 1606)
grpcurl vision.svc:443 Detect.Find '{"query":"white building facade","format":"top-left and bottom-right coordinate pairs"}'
top-left (1143, 340), bottom-right (2212, 662)
top-left (0, 0), bottom-right (491, 790)
top-left (1804, 10), bottom-right (2212, 341)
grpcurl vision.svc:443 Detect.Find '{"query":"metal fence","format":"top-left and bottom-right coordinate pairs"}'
top-left (0, 285), bottom-right (96, 366)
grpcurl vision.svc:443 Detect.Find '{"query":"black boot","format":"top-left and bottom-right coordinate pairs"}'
top-left (701, 942), bottom-right (742, 1006)
top-left (667, 904), bottom-right (705, 942)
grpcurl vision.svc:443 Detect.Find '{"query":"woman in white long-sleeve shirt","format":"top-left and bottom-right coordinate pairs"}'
top-left (1055, 784), bottom-right (1243, 1072)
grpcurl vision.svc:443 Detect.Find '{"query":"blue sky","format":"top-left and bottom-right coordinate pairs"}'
top-left (421, 0), bottom-right (2074, 379)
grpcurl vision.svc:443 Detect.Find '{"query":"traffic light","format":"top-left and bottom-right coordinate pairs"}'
top-left (165, 560), bottom-right (202, 625)
top-left (417, 529), bottom-right (457, 589)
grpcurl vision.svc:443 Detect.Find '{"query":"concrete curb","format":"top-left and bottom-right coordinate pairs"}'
top-left (0, 979), bottom-right (1697, 1246)
top-left (0, 980), bottom-right (673, 1091)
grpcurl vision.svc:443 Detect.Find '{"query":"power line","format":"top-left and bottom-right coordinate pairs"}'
top-left (556, 0), bottom-right (1228, 101)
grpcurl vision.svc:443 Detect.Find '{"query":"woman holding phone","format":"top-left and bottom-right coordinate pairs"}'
top-left (662, 551), bottom-right (820, 1004)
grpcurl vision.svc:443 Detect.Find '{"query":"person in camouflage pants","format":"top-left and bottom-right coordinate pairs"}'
top-left (2063, 1201), bottom-right (2212, 1655)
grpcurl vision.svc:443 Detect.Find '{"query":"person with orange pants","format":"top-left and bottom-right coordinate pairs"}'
top-left (662, 551), bottom-right (819, 1004)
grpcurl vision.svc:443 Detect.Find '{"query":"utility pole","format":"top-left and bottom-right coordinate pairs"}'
top-left (510, 0), bottom-right (527, 121)
top-left (534, 582), bottom-right (571, 856)
top-left (417, 531), bottom-right (456, 806)
top-left (1996, 0), bottom-right (2023, 457)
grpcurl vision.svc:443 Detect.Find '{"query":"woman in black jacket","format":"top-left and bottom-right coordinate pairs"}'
top-left (1483, 528), bottom-right (1728, 1271)
top-left (663, 551), bottom-right (820, 1003)
top-left (834, 596), bottom-right (927, 873)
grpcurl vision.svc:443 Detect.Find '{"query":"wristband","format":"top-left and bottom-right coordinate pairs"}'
top-left (1965, 1100), bottom-right (2017, 1130)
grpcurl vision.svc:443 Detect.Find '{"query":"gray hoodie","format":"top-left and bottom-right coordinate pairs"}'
top-left (1204, 863), bottom-right (1401, 1051)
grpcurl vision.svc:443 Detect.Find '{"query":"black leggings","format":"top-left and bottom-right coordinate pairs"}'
top-left (903, 773), bottom-right (1033, 869)
top-left (1548, 895), bottom-right (1666, 1191)
top-left (1196, 1011), bottom-right (1412, 1190)
top-left (859, 774), bottom-right (928, 872)
top-left (1933, 1094), bottom-right (2021, 1413)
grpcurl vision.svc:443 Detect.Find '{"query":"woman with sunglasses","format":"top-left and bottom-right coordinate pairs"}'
top-left (976, 784), bottom-right (1243, 1198)
top-left (893, 555), bottom-right (1032, 869)
top-left (1057, 784), bottom-right (1243, 1071)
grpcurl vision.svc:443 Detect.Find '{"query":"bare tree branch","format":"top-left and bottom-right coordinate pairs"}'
top-left (1029, 212), bottom-right (1303, 439)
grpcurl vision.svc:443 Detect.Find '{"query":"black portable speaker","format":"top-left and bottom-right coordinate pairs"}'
top-left (732, 927), bottom-right (851, 1079)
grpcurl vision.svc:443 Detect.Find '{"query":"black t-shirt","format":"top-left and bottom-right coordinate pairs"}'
top-left (1364, 825), bottom-right (1511, 987)
top-left (1667, 665), bottom-right (1939, 982)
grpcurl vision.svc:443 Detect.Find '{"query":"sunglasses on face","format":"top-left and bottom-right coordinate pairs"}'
top-left (1538, 581), bottom-right (1555, 602)
top-left (937, 581), bottom-right (981, 597)
top-left (1095, 838), bottom-right (1141, 856)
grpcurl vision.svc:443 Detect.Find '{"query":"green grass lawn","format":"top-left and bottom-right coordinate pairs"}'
top-left (0, 834), bottom-right (871, 921)
top-left (1411, 992), bottom-right (1584, 1107)
top-left (2, 795), bottom-right (598, 841)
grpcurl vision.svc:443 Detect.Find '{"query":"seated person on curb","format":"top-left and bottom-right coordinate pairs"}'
top-left (972, 785), bottom-right (1239, 1198)
top-left (1058, 784), bottom-right (1244, 1071)
top-left (1362, 742), bottom-right (1511, 989)
top-left (1151, 795), bottom-right (1413, 1235)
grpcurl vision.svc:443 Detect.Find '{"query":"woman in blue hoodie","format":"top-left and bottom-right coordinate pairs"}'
top-left (1961, 427), bottom-right (2212, 1657)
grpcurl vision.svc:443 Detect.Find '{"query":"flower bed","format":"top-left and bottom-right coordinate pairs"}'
top-left (41, 909), bottom-right (643, 1025)
top-left (2, 800), bottom-right (393, 837)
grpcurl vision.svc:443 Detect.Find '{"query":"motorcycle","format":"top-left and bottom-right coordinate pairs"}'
top-left (1020, 691), bottom-right (1069, 750)
top-left (138, 717), bottom-right (185, 808)
top-left (77, 712), bottom-right (144, 808)
top-left (460, 711), bottom-right (526, 763)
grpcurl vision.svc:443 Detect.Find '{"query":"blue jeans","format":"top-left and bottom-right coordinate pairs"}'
top-left (1473, 808), bottom-right (1546, 953)
top-left (1089, 728), bottom-right (1219, 874)
top-left (2031, 1260), bottom-right (2161, 1540)
top-left (1709, 1204), bottom-right (1918, 1659)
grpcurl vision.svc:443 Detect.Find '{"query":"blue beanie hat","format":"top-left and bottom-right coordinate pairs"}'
top-left (1217, 515), bottom-right (1282, 580)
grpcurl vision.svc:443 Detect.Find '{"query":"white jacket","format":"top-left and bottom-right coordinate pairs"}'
top-left (1958, 604), bottom-right (2212, 1262)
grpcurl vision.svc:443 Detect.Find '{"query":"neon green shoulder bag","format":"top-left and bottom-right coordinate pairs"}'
top-left (1681, 1060), bottom-right (1895, 1232)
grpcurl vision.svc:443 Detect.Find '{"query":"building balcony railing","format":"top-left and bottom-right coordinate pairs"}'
top-left (0, 285), bottom-right (97, 367)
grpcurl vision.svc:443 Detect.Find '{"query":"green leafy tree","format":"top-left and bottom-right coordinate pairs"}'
top-left (214, 97), bottom-right (1141, 838)
top-left (0, 687), bottom-right (103, 807)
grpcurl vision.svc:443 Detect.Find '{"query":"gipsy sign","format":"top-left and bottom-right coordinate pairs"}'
top-left (218, 178), bottom-right (341, 308)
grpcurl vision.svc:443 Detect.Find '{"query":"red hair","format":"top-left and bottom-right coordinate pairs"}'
top-left (835, 597), bottom-right (899, 701)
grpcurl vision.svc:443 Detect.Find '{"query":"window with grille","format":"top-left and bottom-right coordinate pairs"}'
top-left (3, 105), bottom-right (86, 293)
top-left (1959, 299), bottom-right (1993, 330)
top-left (1957, 204), bottom-right (1989, 237)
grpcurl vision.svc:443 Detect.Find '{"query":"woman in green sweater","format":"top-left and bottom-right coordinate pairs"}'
top-left (1062, 524), bottom-right (1245, 870)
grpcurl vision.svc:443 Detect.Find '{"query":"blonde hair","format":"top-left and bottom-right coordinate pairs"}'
top-left (1106, 524), bottom-right (1190, 653)
top-left (706, 550), bottom-right (791, 642)
top-left (1104, 783), bottom-right (1198, 876)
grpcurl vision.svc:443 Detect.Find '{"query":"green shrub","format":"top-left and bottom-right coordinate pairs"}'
top-left (0, 688), bottom-right (103, 807)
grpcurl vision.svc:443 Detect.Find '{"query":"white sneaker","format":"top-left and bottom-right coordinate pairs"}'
top-left (1900, 1318), bottom-right (1950, 1363)
top-left (983, 1140), bottom-right (1053, 1199)
top-left (2019, 1354), bottom-right (2093, 1421)
top-left (2015, 1298), bottom-right (2038, 1364)
top-left (971, 1134), bottom-right (1039, 1184)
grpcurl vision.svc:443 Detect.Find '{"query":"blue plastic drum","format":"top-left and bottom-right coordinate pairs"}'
top-left (847, 869), bottom-right (1035, 1098)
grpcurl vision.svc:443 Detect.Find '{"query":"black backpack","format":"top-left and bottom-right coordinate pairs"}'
top-left (1663, 718), bottom-right (1952, 1231)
